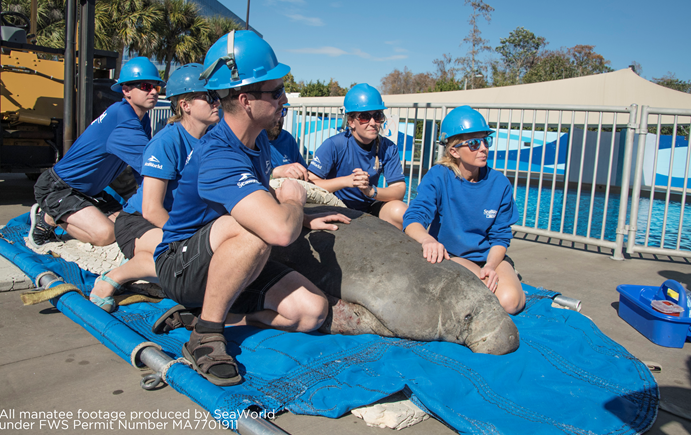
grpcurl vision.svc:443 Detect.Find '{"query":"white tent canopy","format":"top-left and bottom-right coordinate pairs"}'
top-left (288, 68), bottom-right (691, 125)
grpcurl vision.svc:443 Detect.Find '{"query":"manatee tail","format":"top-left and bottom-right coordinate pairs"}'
top-left (318, 294), bottom-right (395, 337)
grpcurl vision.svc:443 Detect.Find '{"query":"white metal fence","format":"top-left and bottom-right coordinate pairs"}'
top-left (149, 102), bottom-right (691, 260)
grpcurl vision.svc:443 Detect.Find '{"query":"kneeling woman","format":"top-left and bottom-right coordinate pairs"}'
top-left (307, 84), bottom-right (407, 229)
top-left (89, 63), bottom-right (220, 311)
top-left (403, 106), bottom-right (525, 314)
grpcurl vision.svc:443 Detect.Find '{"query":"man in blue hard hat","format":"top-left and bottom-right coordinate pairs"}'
top-left (153, 31), bottom-right (350, 386)
top-left (267, 104), bottom-right (309, 180)
top-left (29, 56), bottom-right (165, 247)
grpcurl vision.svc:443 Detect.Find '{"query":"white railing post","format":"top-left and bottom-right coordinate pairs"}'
top-left (626, 105), bottom-right (650, 254)
top-left (611, 104), bottom-right (638, 260)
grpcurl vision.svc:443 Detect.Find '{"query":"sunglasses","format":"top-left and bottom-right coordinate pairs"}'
top-left (281, 107), bottom-right (288, 117)
top-left (193, 91), bottom-right (220, 104)
top-left (127, 82), bottom-right (162, 93)
top-left (356, 111), bottom-right (385, 124)
top-left (249, 85), bottom-right (286, 100)
top-left (453, 136), bottom-right (493, 151)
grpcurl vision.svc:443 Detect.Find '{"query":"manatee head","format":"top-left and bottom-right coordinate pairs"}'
top-left (436, 262), bottom-right (520, 355)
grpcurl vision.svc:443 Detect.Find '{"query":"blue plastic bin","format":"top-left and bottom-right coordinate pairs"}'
top-left (616, 280), bottom-right (691, 348)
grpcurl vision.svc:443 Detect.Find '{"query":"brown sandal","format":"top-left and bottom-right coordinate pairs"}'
top-left (182, 329), bottom-right (242, 386)
top-left (152, 305), bottom-right (200, 334)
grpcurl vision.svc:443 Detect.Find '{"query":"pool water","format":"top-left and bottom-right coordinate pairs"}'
top-left (399, 176), bottom-right (691, 251)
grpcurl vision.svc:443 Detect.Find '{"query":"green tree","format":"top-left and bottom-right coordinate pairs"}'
top-left (523, 45), bottom-right (612, 84)
top-left (652, 73), bottom-right (691, 93)
top-left (101, 0), bottom-right (161, 79)
top-left (300, 80), bottom-right (330, 97)
top-left (522, 49), bottom-right (573, 83)
top-left (204, 15), bottom-right (243, 47)
top-left (569, 45), bottom-right (612, 77)
top-left (431, 54), bottom-right (461, 91)
top-left (283, 72), bottom-right (302, 93)
top-left (149, 0), bottom-right (209, 80)
top-left (327, 78), bottom-right (348, 96)
top-left (494, 26), bottom-right (546, 85)
top-left (1, 0), bottom-right (66, 48)
top-left (458, 0), bottom-right (493, 89)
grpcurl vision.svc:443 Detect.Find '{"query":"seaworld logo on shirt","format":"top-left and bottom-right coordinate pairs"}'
top-left (311, 156), bottom-right (322, 170)
top-left (144, 155), bottom-right (163, 170)
top-left (185, 150), bottom-right (193, 165)
top-left (483, 209), bottom-right (497, 219)
top-left (238, 173), bottom-right (260, 188)
top-left (265, 160), bottom-right (272, 174)
top-left (91, 111), bottom-right (108, 125)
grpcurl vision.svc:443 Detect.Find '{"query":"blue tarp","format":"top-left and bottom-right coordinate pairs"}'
top-left (0, 214), bottom-right (658, 434)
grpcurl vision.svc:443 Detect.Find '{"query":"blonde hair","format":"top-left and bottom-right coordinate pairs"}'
top-left (435, 135), bottom-right (465, 179)
top-left (344, 111), bottom-right (386, 171)
top-left (167, 93), bottom-right (202, 124)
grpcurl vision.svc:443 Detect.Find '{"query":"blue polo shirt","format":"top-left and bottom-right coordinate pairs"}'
top-left (123, 122), bottom-right (199, 214)
top-left (53, 99), bottom-right (151, 196)
top-left (307, 130), bottom-right (405, 211)
top-left (269, 130), bottom-right (306, 169)
top-left (403, 165), bottom-right (518, 262)
top-left (155, 119), bottom-right (272, 259)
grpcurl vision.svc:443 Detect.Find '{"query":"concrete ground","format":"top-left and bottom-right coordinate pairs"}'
top-left (0, 172), bottom-right (689, 435)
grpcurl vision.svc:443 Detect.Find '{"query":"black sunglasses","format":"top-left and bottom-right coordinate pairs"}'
top-left (453, 136), bottom-right (493, 151)
top-left (127, 82), bottom-right (162, 93)
top-left (194, 90), bottom-right (220, 104)
top-left (248, 85), bottom-right (285, 100)
top-left (356, 111), bottom-right (385, 124)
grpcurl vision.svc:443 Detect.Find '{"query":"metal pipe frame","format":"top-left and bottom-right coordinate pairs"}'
top-left (77, 0), bottom-right (95, 134)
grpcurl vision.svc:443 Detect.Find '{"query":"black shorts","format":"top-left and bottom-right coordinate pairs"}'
top-left (154, 219), bottom-right (294, 314)
top-left (366, 200), bottom-right (386, 217)
top-left (114, 211), bottom-right (158, 259)
top-left (467, 255), bottom-right (515, 269)
top-left (34, 168), bottom-right (122, 224)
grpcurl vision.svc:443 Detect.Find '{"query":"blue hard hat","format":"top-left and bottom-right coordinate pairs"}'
top-left (200, 30), bottom-right (290, 90)
top-left (111, 57), bottom-right (164, 92)
top-left (439, 106), bottom-right (494, 144)
top-left (165, 63), bottom-right (207, 99)
top-left (344, 84), bottom-right (386, 113)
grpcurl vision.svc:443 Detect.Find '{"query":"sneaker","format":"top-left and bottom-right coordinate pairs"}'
top-left (28, 204), bottom-right (58, 247)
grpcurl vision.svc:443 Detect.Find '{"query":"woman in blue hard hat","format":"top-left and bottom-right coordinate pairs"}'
top-left (403, 106), bottom-right (525, 314)
top-left (307, 83), bottom-right (408, 229)
top-left (89, 63), bottom-right (220, 312)
top-left (29, 56), bottom-right (165, 248)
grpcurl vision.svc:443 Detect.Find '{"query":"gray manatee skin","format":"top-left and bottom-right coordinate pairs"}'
top-left (269, 205), bottom-right (520, 355)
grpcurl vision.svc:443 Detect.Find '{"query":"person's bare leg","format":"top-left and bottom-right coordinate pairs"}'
top-left (199, 215), bottom-right (270, 324)
top-left (58, 206), bottom-right (117, 245)
top-left (450, 257), bottom-right (524, 314)
top-left (225, 271), bottom-right (328, 332)
top-left (378, 200), bottom-right (407, 230)
top-left (493, 261), bottom-right (525, 314)
top-left (90, 228), bottom-right (162, 300)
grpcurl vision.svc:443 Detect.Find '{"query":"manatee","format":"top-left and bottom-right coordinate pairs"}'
top-left (269, 205), bottom-right (520, 355)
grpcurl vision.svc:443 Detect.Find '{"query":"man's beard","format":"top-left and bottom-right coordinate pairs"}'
top-left (267, 119), bottom-right (283, 141)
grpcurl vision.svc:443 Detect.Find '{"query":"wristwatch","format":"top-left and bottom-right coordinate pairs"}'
top-left (369, 185), bottom-right (378, 199)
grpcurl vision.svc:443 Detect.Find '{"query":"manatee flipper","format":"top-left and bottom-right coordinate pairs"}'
top-left (318, 294), bottom-right (395, 337)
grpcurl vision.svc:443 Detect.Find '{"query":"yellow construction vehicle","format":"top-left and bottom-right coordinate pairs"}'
top-left (1, 9), bottom-right (120, 178)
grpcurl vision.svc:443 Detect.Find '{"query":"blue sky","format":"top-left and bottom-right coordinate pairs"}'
top-left (219, 0), bottom-right (692, 90)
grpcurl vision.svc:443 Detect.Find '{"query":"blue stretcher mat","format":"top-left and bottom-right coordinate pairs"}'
top-left (1, 214), bottom-right (658, 434)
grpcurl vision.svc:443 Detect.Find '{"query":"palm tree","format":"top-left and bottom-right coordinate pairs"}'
top-left (204, 15), bottom-right (243, 49)
top-left (1, 0), bottom-right (66, 48)
top-left (98, 0), bottom-right (160, 79)
top-left (149, 0), bottom-right (209, 81)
